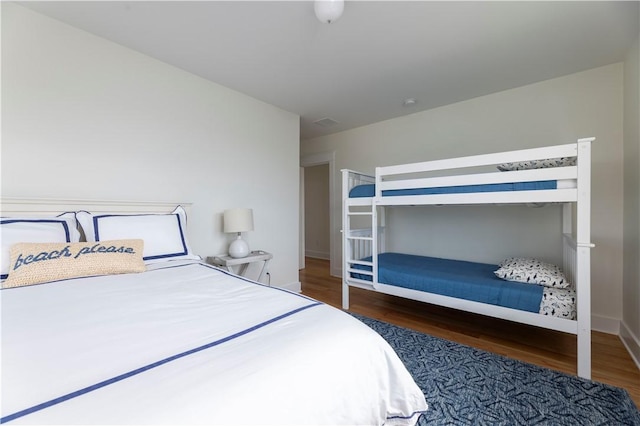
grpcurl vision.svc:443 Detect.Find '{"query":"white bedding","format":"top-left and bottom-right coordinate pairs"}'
top-left (1, 260), bottom-right (427, 425)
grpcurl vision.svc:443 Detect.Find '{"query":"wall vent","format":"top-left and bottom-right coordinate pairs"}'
top-left (313, 117), bottom-right (339, 128)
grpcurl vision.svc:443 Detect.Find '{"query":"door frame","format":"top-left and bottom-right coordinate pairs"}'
top-left (300, 151), bottom-right (337, 276)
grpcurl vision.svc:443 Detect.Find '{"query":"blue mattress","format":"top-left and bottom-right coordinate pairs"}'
top-left (351, 253), bottom-right (543, 313)
top-left (348, 180), bottom-right (558, 198)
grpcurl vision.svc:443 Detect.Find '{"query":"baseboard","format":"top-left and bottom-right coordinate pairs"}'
top-left (620, 321), bottom-right (640, 372)
top-left (331, 266), bottom-right (341, 278)
top-left (305, 250), bottom-right (330, 260)
top-left (277, 280), bottom-right (301, 293)
top-left (591, 315), bottom-right (620, 334)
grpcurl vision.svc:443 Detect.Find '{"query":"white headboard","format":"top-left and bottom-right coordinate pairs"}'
top-left (1, 198), bottom-right (193, 217)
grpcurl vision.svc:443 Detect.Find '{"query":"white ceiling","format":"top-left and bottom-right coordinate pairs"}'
top-left (19, 1), bottom-right (640, 140)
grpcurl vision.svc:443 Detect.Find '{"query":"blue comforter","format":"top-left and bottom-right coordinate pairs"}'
top-left (349, 180), bottom-right (558, 198)
top-left (352, 253), bottom-right (543, 313)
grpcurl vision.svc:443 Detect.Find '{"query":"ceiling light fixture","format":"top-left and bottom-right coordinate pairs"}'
top-left (314, 0), bottom-right (344, 24)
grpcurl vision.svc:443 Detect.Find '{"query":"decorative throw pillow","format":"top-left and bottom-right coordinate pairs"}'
top-left (3, 239), bottom-right (146, 288)
top-left (494, 257), bottom-right (570, 289)
top-left (496, 157), bottom-right (576, 172)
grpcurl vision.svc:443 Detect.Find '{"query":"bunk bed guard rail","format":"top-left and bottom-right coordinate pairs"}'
top-left (373, 139), bottom-right (593, 206)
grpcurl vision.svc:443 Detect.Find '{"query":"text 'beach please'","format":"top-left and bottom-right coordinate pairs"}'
top-left (13, 243), bottom-right (138, 271)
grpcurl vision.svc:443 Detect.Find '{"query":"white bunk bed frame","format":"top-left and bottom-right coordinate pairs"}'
top-left (342, 138), bottom-right (594, 379)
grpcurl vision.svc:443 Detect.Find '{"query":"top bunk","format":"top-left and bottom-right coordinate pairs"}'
top-left (343, 137), bottom-right (594, 207)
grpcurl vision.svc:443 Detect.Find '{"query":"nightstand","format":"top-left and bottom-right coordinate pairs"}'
top-left (206, 250), bottom-right (273, 284)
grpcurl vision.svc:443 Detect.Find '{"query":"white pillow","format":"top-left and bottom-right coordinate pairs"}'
top-left (76, 206), bottom-right (200, 264)
top-left (1, 213), bottom-right (80, 280)
top-left (496, 157), bottom-right (576, 172)
top-left (494, 257), bottom-right (571, 289)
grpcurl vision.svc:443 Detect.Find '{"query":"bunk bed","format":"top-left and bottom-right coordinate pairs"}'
top-left (342, 138), bottom-right (594, 379)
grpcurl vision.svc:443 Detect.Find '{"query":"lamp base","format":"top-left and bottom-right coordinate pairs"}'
top-left (229, 235), bottom-right (249, 258)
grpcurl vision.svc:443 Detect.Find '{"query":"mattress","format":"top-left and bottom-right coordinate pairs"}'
top-left (1, 260), bottom-right (427, 425)
top-left (352, 253), bottom-right (556, 314)
top-left (348, 179), bottom-right (575, 198)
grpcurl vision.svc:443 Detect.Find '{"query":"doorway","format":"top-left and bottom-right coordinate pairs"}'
top-left (304, 164), bottom-right (330, 260)
top-left (300, 151), bottom-right (336, 276)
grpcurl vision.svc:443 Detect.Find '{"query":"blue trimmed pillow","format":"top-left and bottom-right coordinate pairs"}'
top-left (76, 206), bottom-right (200, 264)
top-left (497, 157), bottom-right (576, 171)
top-left (494, 257), bottom-right (571, 289)
top-left (3, 239), bottom-right (146, 288)
top-left (1, 213), bottom-right (80, 281)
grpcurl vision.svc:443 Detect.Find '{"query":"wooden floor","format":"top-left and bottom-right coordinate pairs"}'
top-left (299, 257), bottom-right (640, 408)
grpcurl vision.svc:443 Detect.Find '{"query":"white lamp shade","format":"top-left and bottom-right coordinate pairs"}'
top-left (223, 208), bottom-right (254, 233)
top-left (314, 0), bottom-right (344, 24)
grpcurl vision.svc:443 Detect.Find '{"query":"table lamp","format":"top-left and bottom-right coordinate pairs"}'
top-left (223, 208), bottom-right (254, 258)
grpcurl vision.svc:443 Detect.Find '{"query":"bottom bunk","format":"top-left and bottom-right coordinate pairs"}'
top-left (351, 252), bottom-right (576, 320)
top-left (342, 232), bottom-right (586, 371)
top-left (342, 227), bottom-right (591, 379)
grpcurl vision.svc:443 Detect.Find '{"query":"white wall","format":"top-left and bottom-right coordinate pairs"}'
top-left (302, 64), bottom-right (624, 328)
top-left (304, 164), bottom-right (330, 259)
top-left (623, 31), bottom-right (640, 365)
top-left (1, 4), bottom-right (301, 290)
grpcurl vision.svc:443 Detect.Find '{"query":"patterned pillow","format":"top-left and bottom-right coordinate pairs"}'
top-left (494, 257), bottom-right (570, 289)
top-left (496, 157), bottom-right (576, 171)
top-left (3, 239), bottom-right (146, 288)
top-left (539, 287), bottom-right (576, 320)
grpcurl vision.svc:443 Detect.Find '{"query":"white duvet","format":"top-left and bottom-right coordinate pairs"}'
top-left (1, 260), bottom-right (427, 425)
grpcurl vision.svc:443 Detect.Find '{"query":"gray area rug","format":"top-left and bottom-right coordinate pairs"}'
top-left (352, 314), bottom-right (640, 425)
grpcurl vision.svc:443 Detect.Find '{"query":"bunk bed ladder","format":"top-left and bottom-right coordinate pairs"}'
top-left (343, 202), bottom-right (373, 309)
top-left (342, 200), bottom-right (385, 309)
top-left (342, 166), bottom-right (381, 311)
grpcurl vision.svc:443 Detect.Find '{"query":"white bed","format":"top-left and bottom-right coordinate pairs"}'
top-left (342, 138), bottom-right (594, 379)
top-left (1, 199), bottom-right (427, 425)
